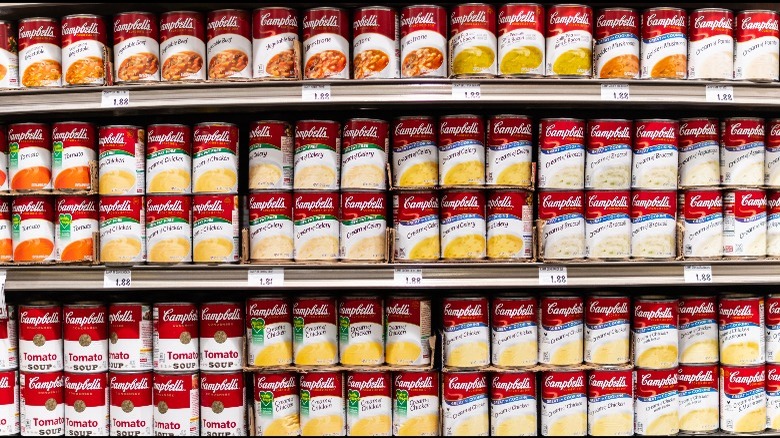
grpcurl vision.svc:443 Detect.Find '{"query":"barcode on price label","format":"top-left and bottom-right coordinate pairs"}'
top-left (101, 90), bottom-right (130, 108)
top-left (452, 82), bottom-right (481, 100)
top-left (104, 270), bottom-right (132, 288)
top-left (539, 266), bottom-right (568, 285)
top-left (601, 83), bottom-right (629, 101)
top-left (684, 265), bottom-right (713, 283)
top-left (394, 269), bottom-right (423, 286)
top-left (302, 84), bottom-right (331, 101)
top-left (248, 269), bottom-right (284, 287)
top-left (705, 85), bottom-right (734, 103)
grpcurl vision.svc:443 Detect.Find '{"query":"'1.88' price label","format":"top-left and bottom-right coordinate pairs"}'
top-left (104, 270), bottom-right (131, 288)
top-left (539, 266), bottom-right (567, 285)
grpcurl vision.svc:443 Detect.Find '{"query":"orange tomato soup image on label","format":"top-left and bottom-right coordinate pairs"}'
top-left (8, 123), bottom-right (52, 191)
top-left (0, 198), bottom-right (12, 261)
top-left (12, 196), bottom-right (54, 262)
top-left (52, 122), bottom-right (96, 191)
top-left (55, 195), bottom-right (97, 262)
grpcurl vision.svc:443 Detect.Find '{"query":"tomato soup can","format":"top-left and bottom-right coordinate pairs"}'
top-left (19, 302), bottom-right (62, 372)
top-left (108, 302), bottom-right (153, 371)
top-left (109, 370), bottom-right (153, 435)
top-left (252, 7), bottom-right (299, 79)
top-left (113, 11), bottom-right (160, 83)
top-left (152, 371), bottom-right (199, 435)
top-left (199, 302), bottom-right (243, 371)
top-left (545, 4), bottom-right (593, 77)
top-left (449, 3), bottom-right (497, 77)
top-left (160, 11), bottom-right (206, 81)
top-left (497, 3), bottom-right (545, 77)
top-left (61, 14), bottom-right (107, 86)
top-left (153, 303), bottom-right (199, 372)
top-left (8, 122), bottom-right (51, 192)
top-left (594, 8), bottom-right (639, 79)
top-left (63, 371), bottom-right (109, 435)
top-left (19, 371), bottom-right (65, 435)
top-left (18, 17), bottom-right (61, 88)
top-left (0, 369), bottom-right (19, 435)
top-left (302, 7), bottom-right (350, 79)
top-left (52, 121), bottom-right (96, 191)
top-left (199, 371), bottom-right (245, 435)
top-left (63, 302), bottom-right (107, 373)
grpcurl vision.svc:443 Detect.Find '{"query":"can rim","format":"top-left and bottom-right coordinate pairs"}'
top-left (296, 119), bottom-right (339, 124)
top-left (549, 4), bottom-right (592, 10)
top-left (690, 8), bottom-right (733, 13)
top-left (114, 11), bottom-right (156, 16)
top-left (394, 115), bottom-right (435, 121)
top-left (491, 114), bottom-right (532, 119)
top-left (304, 7), bottom-right (347, 12)
top-left (440, 114), bottom-right (483, 119)
top-left (636, 118), bottom-right (678, 123)
top-left (62, 14), bottom-right (103, 19)
top-left (19, 17), bottom-right (57, 22)
top-left (345, 118), bottom-right (389, 124)
top-left (642, 7), bottom-right (686, 13)
top-left (161, 11), bottom-right (202, 16)
top-left (100, 124), bottom-right (142, 129)
top-left (541, 117), bottom-right (584, 122)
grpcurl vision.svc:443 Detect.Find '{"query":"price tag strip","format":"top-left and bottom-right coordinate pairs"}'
top-left (452, 82), bottom-right (481, 100)
top-left (706, 85), bottom-right (734, 103)
top-left (302, 84), bottom-right (332, 101)
top-left (539, 266), bottom-right (568, 285)
top-left (104, 269), bottom-right (132, 288)
top-left (248, 269), bottom-right (285, 287)
top-left (394, 268), bottom-right (423, 286)
top-left (601, 83), bottom-right (629, 101)
top-left (101, 90), bottom-right (130, 108)
top-left (684, 265), bottom-right (713, 283)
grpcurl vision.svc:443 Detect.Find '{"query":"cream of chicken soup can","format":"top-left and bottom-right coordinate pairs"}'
top-left (443, 295), bottom-right (489, 368)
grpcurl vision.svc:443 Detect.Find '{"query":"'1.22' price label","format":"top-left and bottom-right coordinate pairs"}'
top-left (539, 266), bottom-right (568, 285)
top-left (302, 84), bottom-right (331, 101)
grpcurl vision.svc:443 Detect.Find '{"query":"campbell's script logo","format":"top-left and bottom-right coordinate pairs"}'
top-left (395, 122), bottom-right (434, 137)
top-left (303, 15), bottom-right (339, 29)
top-left (645, 13), bottom-right (685, 27)
top-left (493, 120), bottom-right (532, 137)
top-left (295, 196), bottom-right (334, 211)
top-left (62, 22), bottom-right (100, 36)
top-left (492, 377), bottom-right (532, 391)
top-left (19, 25), bottom-right (55, 40)
top-left (451, 10), bottom-right (487, 26)
top-left (353, 14), bottom-right (379, 29)
top-left (394, 375), bottom-right (434, 390)
top-left (730, 122), bottom-right (764, 137)
top-left (162, 308), bottom-right (198, 324)
top-left (250, 196), bottom-right (287, 211)
top-left (207, 15), bottom-right (239, 30)
top-left (499, 10), bottom-right (536, 25)
top-left (588, 300), bottom-right (628, 317)
top-left (541, 195), bottom-right (582, 210)
top-left (440, 122), bottom-right (480, 136)
top-left (688, 194), bottom-right (722, 210)
top-left (632, 194), bottom-right (672, 210)
top-left (260, 13), bottom-right (297, 28)
top-left (728, 370), bottom-right (764, 386)
top-left (160, 17), bottom-right (195, 32)
top-left (447, 376), bottom-right (487, 391)
top-left (549, 11), bottom-right (590, 26)
top-left (680, 122), bottom-right (717, 137)
top-left (589, 375), bottom-right (628, 390)
top-left (28, 375), bottom-right (64, 391)
top-left (256, 376), bottom-right (296, 391)
top-left (634, 305), bottom-right (673, 320)
top-left (545, 375), bottom-right (584, 390)
top-left (401, 12), bottom-right (436, 28)
top-left (249, 302), bottom-right (288, 319)
top-left (110, 377), bottom-right (150, 391)
top-left (441, 195), bottom-right (480, 209)
top-left (115, 18), bottom-right (152, 33)
top-left (740, 16), bottom-right (779, 31)
top-left (546, 301), bottom-right (583, 318)
top-left (403, 196), bottom-right (438, 211)
top-left (14, 201), bottom-right (46, 214)
top-left (678, 370), bottom-right (714, 384)
top-left (545, 124), bottom-right (584, 139)
top-left (694, 15), bottom-right (733, 30)
top-left (444, 303), bottom-right (483, 318)
top-left (596, 14), bottom-right (636, 28)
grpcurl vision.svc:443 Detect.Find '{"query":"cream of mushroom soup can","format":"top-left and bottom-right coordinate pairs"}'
top-left (246, 296), bottom-right (292, 367)
top-left (585, 119), bottom-right (632, 190)
top-left (681, 189), bottom-right (724, 258)
top-left (200, 371), bottom-right (246, 435)
top-left (632, 297), bottom-right (678, 369)
top-left (109, 370), bottom-right (153, 436)
top-left (719, 295), bottom-right (765, 366)
top-left (767, 294), bottom-right (780, 363)
top-left (720, 364), bottom-right (766, 433)
top-left (293, 191), bottom-right (339, 261)
top-left (678, 117), bottom-right (720, 187)
top-left (734, 10), bottom-right (779, 81)
top-left (392, 371), bottom-right (439, 436)
top-left (585, 190), bottom-right (631, 260)
top-left (192, 194), bottom-right (239, 264)
top-left (541, 370), bottom-right (587, 436)
top-left (199, 302), bottom-right (243, 371)
top-left (253, 371), bottom-right (300, 436)
top-left (63, 371), bottom-right (109, 436)
top-left (491, 295), bottom-right (537, 367)
top-left (723, 188), bottom-right (767, 257)
top-left (443, 296), bottom-right (489, 368)
top-left (339, 191), bottom-right (386, 261)
top-left (678, 296), bottom-right (718, 364)
top-left (63, 302), bottom-right (107, 373)
top-left (249, 120), bottom-right (293, 190)
top-left (630, 190), bottom-right (677, 259)
top-left (538, 295), bottom-right (584, 366)
top-left (587, 369), bottom-right (633, 436)
top-left (538, 118), bottom-right (585, 189)
top-left (442, 371), bottom-right (489, 436)
top-left (385, 295), bottom-right (432, 367)
top-left (538, 190), bottom-right (585, 260)
top-left (152, 371), bottom-right (199, 435)
top-left (584, 295), bottom-right (630, 366)
top-left (721, 117), bottom-right (765, 187)
top-left (249, 191), bottom-right (293, 261)
top-left (0, 369), bottom-right (19, 435)
top-left (153, 303), bottom-right (199, 372)
top-left (632, 119), bottom-right (678, 189)
top-left (677, 364), bottom-right (719, 433)
top-left (0, 306), bottom-right (17, 370)
top-left (392, 191), bottom-right (440, 262)
top-left (108, 302), bottom-right (153, 371)
top-left (19, 302), bottom-right (62, 372)
top-left (345, 371), bottom-right (392, 436)
top-left (490, 371), bottom-right (536, 436)
top-left (20, 371), bottom-right (65, 436)
top-left (299, 371), bottom-right (345, 436)
top-left (634, 368), bottom-right (679, 435)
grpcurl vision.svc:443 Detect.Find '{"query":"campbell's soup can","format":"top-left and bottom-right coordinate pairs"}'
top-left (585, 119), bottom-right (632, 190)
top-left (252, 7), bottom-right (299, 79)
top-left (108, 302), bottom-right (153, 371)
top-left (292, 296), bottom-right (338, 366)
top-left (584, 295), bottom-right (630, 365)
top-left (541, 370), bottom-right (586, 436)
top-left (734, 10), bottom-right (780, 81)
top-left (385, 295), bottom-right (432, 367)
top-left (246, 296), bottom-right (292, 367)
top-left (353, 6), bottom-right (399, 80)
top-left (442, 371), bottom-right (488, 436)
top-left (449, 3), bottom-right (497, 77)
top-left (497, 3), bottom-right (545, 77)
top-left (192, 194), bottom-right (239, 264)
top-left (720, 295), bottom-right (765, 365)
top-left (146, 123), bottom-right (192, 194)
top-left (585, 190), bottom-right (631, 259)
top-left (253, 371), bottom-right (299, 436)
top-left (545, 4), bottom-right (592, 77)
top-left (98, 125), bottom-right (145, 196)
top-left (145, 195), bottom-right (192, 264)
top-left (400, 5), bottom-right (447, 78)
top-left (0, 369), bottom-right (19, 435)
top-left (345, 371), bottom-right (391, 435)
top-left (768, 294), bottom-right (780, 362)
top-left (199, 371), bottom-right (245, 435)
top-left (770, 364), bottom-right (780, 431)
top-left (486, 114), bottom-right (533, 187)
top-left (339, 295), bottom-right (384, 366)
top-left (341, 118), bottom-right (389, 190)
top-left (538, 295), bottom-right (584, 366)
top-left (438, 114), bottom-right (485, 187)
top-left (588, 369), bottom-right (633, 436)
top-left (681, 189), bottom-right (723, 258)
top-left (443, 296), bottom-right (489, 368)
top-left (678, 364), bottom-right (719, 433)
top-left (153, 302), bottom-right (199, 371)
top-left (393, 371), bottom-right (439, 435)
top-left (491, 295), bottom-right (537, 367)
top-left (0, 305), bottom-right (17, 369)
top-left (159, 11), bottom-right (206, 81)
top-left (641, 7), bottom-right (687, 79)
top-left (538, 118), bottom-right (585, 189)
top-left (55, 195), bottom-right (98, 263)
top-left (8, 122), bottom-right (51, 192)
top-left (63, 371), bottom-right (109, 435)
top-left (61, 15), bottom-right (107, 86)
top-left (302, 7), bottom-right (349, 79)
top-left (630, 190), bottom-right (677, 259)
top-left (294, 120), bottom-right (341, 190)
top-left (0, 199), bottom-right (9, 262)
top-left (688, 8), bottom-right (734, 80)
top-left (293, 192), bottom-right (339, 261)
top-left (99, 196), bottom-right (145, 265)
top-left (632, 119), bottom-right (678, 189)
top-left (679, 117), bottom-right (720, 187)
top-left (721, 117), bottom-right (765, 187)
top-left (299, 371), bottom-right (345, 436)
top-left (723, 188), bottom-right (767, 257)
top-left (113, 11), bottom-right (160, 83)
top-left (538, 190), bottom-right (585, 259)
top-left (768, 119), bottom-right (780, 187)
top-left (0, 21), bottom-right (18, 88)
top-left (12, 196), bottom-right (55, 262)
top-left (490, 371), bottom-right (536, 436)
top-left (248, 120), bottom-right (293, 190)
top-left (63, 303), bottom-right (107, 373)
top-left (19, 371), bottom-right (64, 436)
top-left (720, 364), bottom-right (766, 433)
top-left (440, 190), bottom-right (486, 260)
top-left (393, 191), bottom-right (439, 261)
top-left (392, 116), bottom-right (437, 188)
top-left (19, 302), bottom-right (62, 372)
top-left (634, 368), bottom-right (679, 435)
top-left (192, 122), bottom-right (238, 194)
top-left (152, 371), bottom-right (199, 435)
top-left (0, 126), bottom-right (8, 192)
top-left (678, 296), bottom-right (718, 364)
top-left (633, 297), bottom-right (678, 369)
top-left (206, 10), bottom-right (251, 80)
top-left (487, 190), bottom-right (532, 260)
top-left (770, 190), bottom-right (780, 255)
top-left (51, 121), bottom-right (96, 191)
top-left (199, 302), bottom-right (243, 371)
top-left (109, 370), bottom-right (153, 436)
top-left (594, 8), bottom-right (639, 79)
top-left (18, 17), bottom-right (62, 88)
top-left (248, 192), bottom-right (293, 261)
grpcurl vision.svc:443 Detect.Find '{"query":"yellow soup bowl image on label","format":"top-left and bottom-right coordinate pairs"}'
top-left (295, 341), bottom-right (337, 365)
top-left (386, 341), bottom-right (422, 365)
top-left (302, 415), bottom-right (344, 436)
top-left (148, 237), bottom-right (190, 263)
top-left (494, 415), bottom-right (536, 436)
top-left (263, 414), bottom-right (300, 436)
top-left (295, 166), bottom-right (337, 189)
top-left (496, 340), bottom-right (536, 367)
top-left (250, 163), bottom-right (283, 188)
top-left (443, 160), bottom-right (483, 186)
top-left (341, 341), bottom-right (383, 365)
top-left (195, 168), bottom-right (237, 193)
top-left (591, 413), bottom-right (633, 436)
top-left (342, 165), bottom-right (384, 189)
top-left (500, 46), bottom-right (543, 75)
top-left (591, 340), bottom-right (629, 365)
top-left (298, 236), bottom-right (339, 260)
top-left (447, 341), bottom-right (488, 366)
top-left (549, 413), bottom-right (587, 436)
top-left (101, 237), bottom-right (142, 262)
top-left (680, 340), bottom-right (718, 363)
top-left (721, 342), bottom-right (760, 365)
top-left (398, 162), bottom-right (437, 187)
top-left (488, 234), bottom-right (523, 259)
top-left (347, 236), bottom-right (385, 260)
top-left (148, 169), bottom-right (190, 193)
top-left (770, 413), bottom-right (780, 431)
top-left (679, 408), bottom-right (718, 432)
top-left (454, 414), bottom-right (488, 435)
top-left (398, 414), bottom-right (439, 436)
top-left (553, 48), bottom-right (592, 76)
top-left (735, 408), bottom-right (766, 433)
top-left (408, 236), bottom-right (440, 261)
top-left (442, 234), bottom-right (485, 260)
top-left (453, 45), bottom-right (495, 75)
top-left (646, 413), bottom-right (678, 435)
top-left (496, 162), bottom-right (532, 186)
top-left (99, 170), bottom-right (135, 194)
top-left (551, 340), bottom-right (583, 365)
top-left (636, 345), bottom-right (678, 368)
top-left (252, 235), bottom-right (294, 260)
top-left (194, 237), bottom-right (233, 262)
top-left (254, 342), bottom-right (293, 366)
top-left (350, 415), bottom-right (391, 436)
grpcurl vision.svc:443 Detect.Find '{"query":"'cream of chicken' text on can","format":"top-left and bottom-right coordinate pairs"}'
top-left (246, 296), bottom-right (292, 367)
top-left (538, 295), bottom-right (583, 366)
top-left (588, 369), bottom-right (634, 436)
top-left (678, 364), bottom-right (719, 433)
top-left (487, 189), bottom-right (533, 260)
top-left (385, 295), bottom-right (432, 367)
top-left (541, 370), bottom-right (587, 436)
top-left (442, 371), bottom-right (489, 436)
top-left (443, 296), bottom-right (489, 368)
top-left (767, 294), bottom-right (780, 363)
top-left (719, 294), bottom-right (765, 365)
top-left (584, 294), bottom-right (629, 365)
top-left (491, 295), bottom-right (537, 367)
top-left (338, 295), bottom-right (384, 366)
top-left (633, 297), bottom-right (678, 369)
top-left (634, 368), bottom-right (679, 435)
top-left (292, 296), bottom-right (338, 366)
top-left (253, 371), bottom-right (299, 436)
top-left (392, 371), bottom-right (439, 435)
top-left (768, 363), bottom-right (780, 430)
top-left (734, 9), bottom-right (779, 81)
top-left (490, 371), bottom-right (536, 436)
top-left (720, 364), bottom-right (767, 433)
top-left (678, 296), bottom-right (718, 364)
top-left (345, 371), bottom-right (392, 435)
top-left (298, 371), bottom-right (345, 435)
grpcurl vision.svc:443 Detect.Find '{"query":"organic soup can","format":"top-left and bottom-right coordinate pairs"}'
top-left (8, 122), bottom-right (51, 191)
top-left (246, 296), bottom-right (292, 367)
top-left (339, 295), bottom-right (384, 366)
top-left (55, 195), bottom-right (97, 263)
top-left (298, 371), bottom-right (345, 436)
top-left (345, 371), bottom-right (392, 435)
top-left (12, 196), bottom-right (54, 262)
top-left (253, 371), bottom-right (299, 436)
top-left (392, 371), bottom-right (439, 435)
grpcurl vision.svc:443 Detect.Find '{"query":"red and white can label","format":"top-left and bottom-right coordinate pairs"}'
top-left (538, 190), bottom-right (585, 259)
top-left (0, 126), bottom-right (8, 192)
top-left (341, 118), bottom-right (389, 190)
top-left (249, 121), bottom-right (293, 190)
top-left (339, 192), bottom-right (386, 261)
top-left (64, 304), bottom-right (107, 372)
top-left (61, 15), bottom-right (106, 86)
top-left (302, 8), bottom-right (350, 79)
top-left (487, 190), bottom-right (533, 260)
top-left (0, 199), bottom-right (9, 263)
top-left (146, 124), bottom-right (192, 194)
top-left (632, 119), bottom-right (678, 189)
top-left (293, 297), bottom-right (338, 366)
top-left (440, 190), bottom-right (486, 260)
top-left (113, 12), bottom-right (160, 82)
top-left (594, 8), bottom-right (639, 79)
top-left (108, 302), bottom-right (152, 371)
top-left (145, 195), bottom-right (192, 264)
top-left (20, 371), bottom-right (64, 436)
top-left (770, 191), bottom-right (780, 256)
top-left (587, 369), bottom-right (633, 436)
top-left (109, 371), bottom-right (153, 436)
top-left (299, 372), bottom-right (345, 435)
top-left (678, 117), bottom-right (720, 187)
top-left (449, 4), bottom-right (497, 77)
top-left (720, 365), bottom-right (766, 433)
top-left (640, 8), bottom-right (687, 79)
top-left (768, 364), bottom-right (780, 430)
top-left (294, 120), bottom-right (341, 190)
top-left (393, 192), bottom-right (439, 261)
top-left (490, 372), bottom-right (536, 436)
top-left (192, 194), bottom-right (239, 264)
top-left (438, 115), bottom-right (485, 186)
top-left (734, 10), bottom-right (779, 81)
top-left (0, 369), bottom-right (19, 435)
top-left (249, 192), bottom-right (293, 261)
top-left (206, 10), bottom-right (251, 79)
top-left (540, 370), bottom-right (587, 436)
top-left (634, 368), bottom-right (679, 435)
top-left (385, 296), bottom-right (432, 367)
top-left (767, 295), bottom-right (780, 362)
top-left (584, 295), bottom-right (630, 365)
top-left (719, 296), bottom-right (765, 365)
top-left (391, 116), bottom-right (438, 187)
top-left (688, 9), bottom-right (734, 79)
top-left (293, 192), bottom-right (339, 261)
top-left (153, 303), bottom-right (199, 371)
top-left (630, 190), bottom-right (677, 258)
top-left (721, 118), bottom-right (765, 187)
top-left (339, 296), bottom-right (384, 366)
top-left (678, 364), bottom-right (718, 433)
top-left (19, 304), bottom-right (62, 372)
top-left (769, 120), bottom-right (780, 187)
top-left (585, 190), bottom-right (631, 259)
top-left (55, 195), bottom-right (98, 263)
top-left (632, 298), bottom-right (678, 369)
top-left (539, 296), bottom-right (583, 366)
top-left (253, 372), bottom-right (299, 436)
top-left (64, 372), bottom-right (109, 435)
top-left (192, 122), bottom-right (238, 194)
top-left (393, 371), bottom-right (439, 435)
top-left (51, 121), bottom-right (96, 191)
top-left (498, 4), bottom-right (545, 77)
top-left (159, 11), bottom-right (206, 81)
top-left (400, 5), bottom-right (447, 78)
top-left (723, 189), bottom-right (767, 257)
top-left (252, 7), bottom-right (299, 79)
top-left (486, 115), bottom-right (533, 186)
top-left (246, 297), bottom-right (292, 367)
top-left (12, 196), bottom-right (55, 263)
top-left (585, 119), bottom-right (632, 189)
top-left (199, 302), bottom-right (243, 371)
top-left (0, 22), bottom-right (18, 89)
top-left (442, 372), bottom-right (489, 436)
top-left (678, 296), bottom-right (718, 364)
top-left (153, 372), bottom-right (199, 435)
top-left (345, 371), bottom-right (391, 435)
top-left (353, 7), bottom-right (399, 80)
top-left (491, 296), bottom-right (537, 367)
top-left (98, 125), bottom-right (145, 196)
top-left (8, 122), bottom-right (52, 191)
top-left (545, 5), bottom-right (593, 77)
top-left (443, 296), bottom-right (489, 368)
top-left (18, 18), bottom-right (62, 88)
top-left (200, 371), bottom-right (246, 435)
top-left (538, 118), bottom-right (585, 189)
top-left (681, 189), bottom-right (723, 258)
top-left (0, 306), bottom-right (17, 369)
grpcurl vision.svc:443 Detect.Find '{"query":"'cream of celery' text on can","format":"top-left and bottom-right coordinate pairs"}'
top-left (294, 120), bottom-right (341, 190)
top-left (248, 191), bottom-right (294, 261)
top-left (293, 192), bottom-right (339, 262)
top-left (248, 120), bottom-right (293, 190)
top-left (440, 190), bottom-right (486, 260)
top-left (341, 118), bottom-right (389, 190)
top-left (392, 116), bottom-right (437, 188)
top-left (392, 191), bottom-right (440, 261)
top-left (438, 114), bottom-right (485, 187)
top-left (487, 189), bottom-right (533, 260)
top-left (339, 191), bottom-right (386, 261)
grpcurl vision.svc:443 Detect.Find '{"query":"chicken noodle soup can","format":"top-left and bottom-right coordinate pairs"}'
top-left (61, 14), bottom-right (107, 86)
top-left (443, 296), bottom-right (489, 368)
top-left (339, 295), bottom-right (384, 366)
top-left (630, 190), bottom-right (677, 258)
top-left (688, 8), bottom-right (734, 80)
top-left (594, 8), bottom-right (639, 79)
top-left (538, 190), bottom-right (585, 259)
top-left (719, 295), bottom-right (765, 365)
top-left (55, 195), bottom-right (97, 263)
top-left (346, 371), bottom-right (392, 436)
top-left (192, 194), bottom-right (239, 264)
top-left (249, 120), bottom-right (293, 190)
top-left (677, 364), bottom-right (719, 433)
top-left (450, 3), bottom-right (497, 77)
top-left (108, 302), bottom-right (153, 371)
top-left (98, 125), bottom-right (144, 196)
top-left (293, 192), bottom-right (339, 261)
top-left (538, 295), bottom-right (583, 366)
top-left (584, 295), bottom-right (630, 365)
top-left (63, 371), bottom-right (109, 435)
top-left (253, 371), bottom-right (299, 436)
top-left (63, 303), bottom-right (107, 373)
top-left (18, 17), bottom-right (61, 88)
top-left (723, 188), bottom-right (767, 257)
top-left (442, 371), bottom-right (489, 436)
top-left (99, 196), bottom-right (145, 264)
top-left (486, 189), bottom-right (532, 260)
top-left (721, 117), bottom-right (765, 187)
top-left (490, 371), bottom-right (536, 436)
top-left (734, 10), bottom-right (779, 81)
top-left (252, 7), bottom-right (299, 79)
top-left (353, 6), bottom-right (399, 80)
top-left (541, 370), bottom-right (587, 436)
top-left (393, 191), bottom-right (440, 261)
top-left (538, 118), bottom-right (585, 189)
top-left (681, 189), bottom-right (723, 258)
top-left (19, 371), bottom-right (64, 436)
top-left (206, 9), bottom-right (251, 80)
top-left (393, 371), bottom-right (439, 435)
top-left (440, 190), bottom-right (486, 260)
top-left (152, 302), bottom-right (199, 371)
top-left (486, 114), bottom-right (533, 187)
top-left (0, 369), bottom-right (19, 435)
top-left (0, 21), bottom-right (19, 88)
top-left (248, 192), bottom-right (293, 261)
top-left (632, 119), bottom-right (679, 189)
top-left (679, 117), bottom-right (720, 187)
top-left (641, 8), bottom-right (687, 79)
top-left (632, 297), bottom-right (678, 369)
top-left (385, 295), bottom-right (432, 367)
top-left (152, 371), bottom-right (199, 435)
top-left (109, 370), bottom-right (153, 436)
top-left (145, 195), bottom-right (192, 264)
top-left (19, 302), bottom-right (62, 372)
top-left (585, 190), bottom-right (631, 260)
top-left (146, 124), bottom-right (192, 194)
top-left (113, 11), bottom-right (160, 83)
top-left (159, 11), bottom-right (206, 81)
top-left (292, 296), bottom-right (338, 366)
top-left (200, 371), bottom-right (245, 435)
top-left (545, 4), bottom-right (593, 77)
top-left (585, 118), bottom-right (632, 190)
top-left (400, 5), bottom-right (447, 78)
top-left (199, 302), bottom-right (243, 371)
top-left (634, 368), bottom-right (679, 435)
top-left (678, 296), bottom-right (718, 364)
top-left (246, 296), bottom-right (292, 367)
top-left (720, 364), bottom-right (766, 433)
top-left (12, 196), bottom-right (55, 263)
top-left (438, 114), bottom-right (485, 186)
top-left (392, 116), bottom-right (437, 188)
top-left (491, 295), bottom-right (537, 367)
top-left (497, 3), bottom-right (545, 77)
top-left (302, 7), bottom-right (349, 80)
top-left (52, 121), bottom-right (96, 191)
top-left (192, 122), bottom-right (238, 194)
top-left (588, 369), bottom-right (634, 436)
top-left (294, 120), bottom-right (341, 190)
top-left (341, 118), bottom-right (389, 190)
top-left (8, 122), bottom-right (51, 191)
